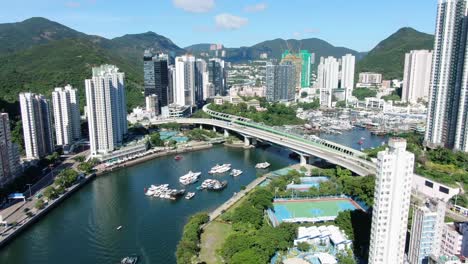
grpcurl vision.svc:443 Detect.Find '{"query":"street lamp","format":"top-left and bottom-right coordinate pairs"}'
top-left (26, 184), bottom-right (32, 198)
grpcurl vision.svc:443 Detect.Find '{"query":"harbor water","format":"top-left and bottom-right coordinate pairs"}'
top-left (0, 129), bottom-right (387, 264)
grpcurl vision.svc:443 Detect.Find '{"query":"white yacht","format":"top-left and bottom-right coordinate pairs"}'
top-left (209, 164), bottom-right (231, 174)
top-left (179, 171), bottom-right (202, 185)
top-left (230, 169), bottom-right (243, 177)
top-left (255, 162), bottom-right (270, 169)
top-left (185, 192), bottom-right (195, 200)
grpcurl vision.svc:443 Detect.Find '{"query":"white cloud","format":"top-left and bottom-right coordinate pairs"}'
top-left (293, 32), bottom-right (301, 38)
top-left (304, 28), bottom-right (320, 34)
top-left (65, 1), bottom-right (81, 8)
top-left (215, 13), bottom-right (248, 30)
top-left (173, 0), bottom-right (214, 13)
top-left (244, 3), bottom-right (267, 13)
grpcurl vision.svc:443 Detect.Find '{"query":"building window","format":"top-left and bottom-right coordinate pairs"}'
top-left (439, 186), bottom-right (449, 194)
top-left (425, 180), bottom-right (434, 188)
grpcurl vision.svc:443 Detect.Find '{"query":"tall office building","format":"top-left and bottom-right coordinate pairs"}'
top-left (146, 94), bottom-right (159, 116)
top-left (85, 65), bottom-right (127, 157)
top-left (168, 65), bottom-right (176, 104)
top-left (341, 54), bottom-right (356, 102)
top-left (368, 138), bottom-right (414, 264)
top-left (195, 59), bottom-right (208, 106)
top-left (282, 50), bottom-right (313, 88)
top-left (0, 113), bottom-right (21, 187)
top-left (266, 62), bottom-right (296, 102)
top-left (402, 50), bottom-right (433, 103)
top-left (317, 56), bottom-right (340, 107)
top-left (174, 55), bottom-right (196, 107)
top-left (208, 58), bottom-right (226, 96)
top-left (52, 85), bottom-right (81, 147)
top-left (143, 51), bottom-right (169, 109)
top-left (19, 92), bottom-right (54, 160)
top-left (425, 0), bottom-right (468, 152)
top-left (281, 52), bottom-right (303, 89)
top-left (408, 199), bottom-right (446, 264)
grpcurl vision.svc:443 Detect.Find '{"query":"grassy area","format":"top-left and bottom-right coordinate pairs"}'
top-left (199, 221), bottom-right (233, 264)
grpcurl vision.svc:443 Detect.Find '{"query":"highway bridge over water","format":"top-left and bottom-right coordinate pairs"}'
top-left (151, 105), bottom-right (377, 176)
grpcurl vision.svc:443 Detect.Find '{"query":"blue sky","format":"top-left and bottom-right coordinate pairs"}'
top-left (1, 0), bottom-right (437, 51)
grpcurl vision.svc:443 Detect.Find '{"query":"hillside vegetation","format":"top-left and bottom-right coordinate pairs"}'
top-left (357, 27), bottom-right (434, 79)
top-left (0, 39), bottom-right (144, 116)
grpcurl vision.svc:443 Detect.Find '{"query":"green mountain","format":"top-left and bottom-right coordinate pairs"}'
top-left (185, 38), bottom-right (364, 62)
top-left (0, 17), bottom-right (184, 117)
top-left (110, 31), bottom-right (185, 66)
top-left (0, 38), bottom-right (143, 116)
top-left (356, 27), bottom-right (434, 79)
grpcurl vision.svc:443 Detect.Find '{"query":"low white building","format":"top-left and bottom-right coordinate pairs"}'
top-left (160, 104), bottom-right (191, 118)
top-left (294, 225), bottom-right (352, 251)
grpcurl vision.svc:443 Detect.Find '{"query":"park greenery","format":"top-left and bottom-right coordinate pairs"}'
top-left (209, 102), bottom-right (305, 126)
top-left (220, 189), bottom-right (297, 264)
top-left (176, 212), bottom-right (209, 264)
top-left (148, 132), bottom-right (164, 147)
top-left (158, 122), bottom-right (181, 131)
top-left (186, 128), bottom-right (218, 141)
top-left (77, 158), bottom-right (99, 174)
top-left (296, 99), bottom-right (320, 110)
top-left (43, 168), bottom-right (80, 201)
top-left (352, 88), bottom-right (377, 100)
top-left (364, 132), bottom-right (468, 207)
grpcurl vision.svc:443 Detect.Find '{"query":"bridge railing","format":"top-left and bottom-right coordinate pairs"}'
top-left (202, 104), bottom-right (370, 160)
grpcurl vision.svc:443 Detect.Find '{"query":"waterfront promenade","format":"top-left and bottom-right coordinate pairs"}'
top-left (209, 175), bottom-right (267, 221)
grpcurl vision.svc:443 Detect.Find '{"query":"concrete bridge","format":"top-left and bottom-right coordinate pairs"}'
top-left (150, 105), bottom-right (377, 176)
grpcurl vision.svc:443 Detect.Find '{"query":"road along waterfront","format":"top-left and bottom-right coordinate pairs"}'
top-left (0, 145), bottom-right (295, 264)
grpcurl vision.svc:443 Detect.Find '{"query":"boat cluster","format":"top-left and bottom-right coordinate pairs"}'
top-left (198, 179), bottom-right (228, 191)
top-left (145, 184), bottom-right (185, 200)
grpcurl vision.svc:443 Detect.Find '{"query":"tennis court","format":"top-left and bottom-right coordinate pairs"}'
top-left (270, 198), bottom-right (360, 224)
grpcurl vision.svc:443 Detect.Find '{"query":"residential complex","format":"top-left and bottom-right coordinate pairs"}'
top-left (358, 72), bottom-right (382, 86)
top-left (440, 222), bottom-right (468, 259)
top-left (85, 64), bottom-right (128, 157)
top-left (52, 85), bottom-right (81, 147)
top-left (143, 51), bottom-right (169, 110)
top-left (341, 54), bottom-right (356, 102)
top-left (425, 0), bottom-right (468, 152)
top-left (266, 62), bottom-right (296, 102)
top-left (0, 113), bottom-right (21, 187)
top-left (317, 56), bottom-right (340, 108)
top-left (408, 199), bottom-right (446, 264)
top-left (174, 55), bottom-right (196, 107)
top-left (402, 50), bottom-right (433, 103)
top-left (19, 92), bottom-right (54, 160)
top-left (281, 51), bottom-right (303, 89)
top-left (368, 138), bottom-right (414, 264)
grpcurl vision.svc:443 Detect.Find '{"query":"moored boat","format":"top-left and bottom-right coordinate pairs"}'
top-left (230, 169), bottom-right (243, 177)
top-left (209, 163), bottom-right (231, 174)
top-left (255, 162), bottom-right (270, 169)
top-left (185, 192), bottom-right (195, 199)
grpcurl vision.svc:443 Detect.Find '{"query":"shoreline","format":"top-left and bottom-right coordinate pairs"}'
top-left (0, 142), bottom-right (215, 249)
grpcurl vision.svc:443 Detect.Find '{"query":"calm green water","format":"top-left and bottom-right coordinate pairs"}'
top-left (0, 145), bottom-right (294, 264)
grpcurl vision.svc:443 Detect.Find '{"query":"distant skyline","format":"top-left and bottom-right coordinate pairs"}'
top-left (1, 0), bottom-right (437, 52)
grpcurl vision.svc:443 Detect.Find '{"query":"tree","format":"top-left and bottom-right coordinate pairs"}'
top-left (73, 155), bottom-right (85, 162)
top-left (352, 88), bottom-right (377, 100)
top-left (336, 101), bottom-right (347, 108)
top-left (149, 132), bottom-right (164, 147)
top-left (43, 186), bottom-right (58, 200)
top-left (297, 242), bottom-right (311, 252)
top-left (300, 91), bottom-right (308, 98)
